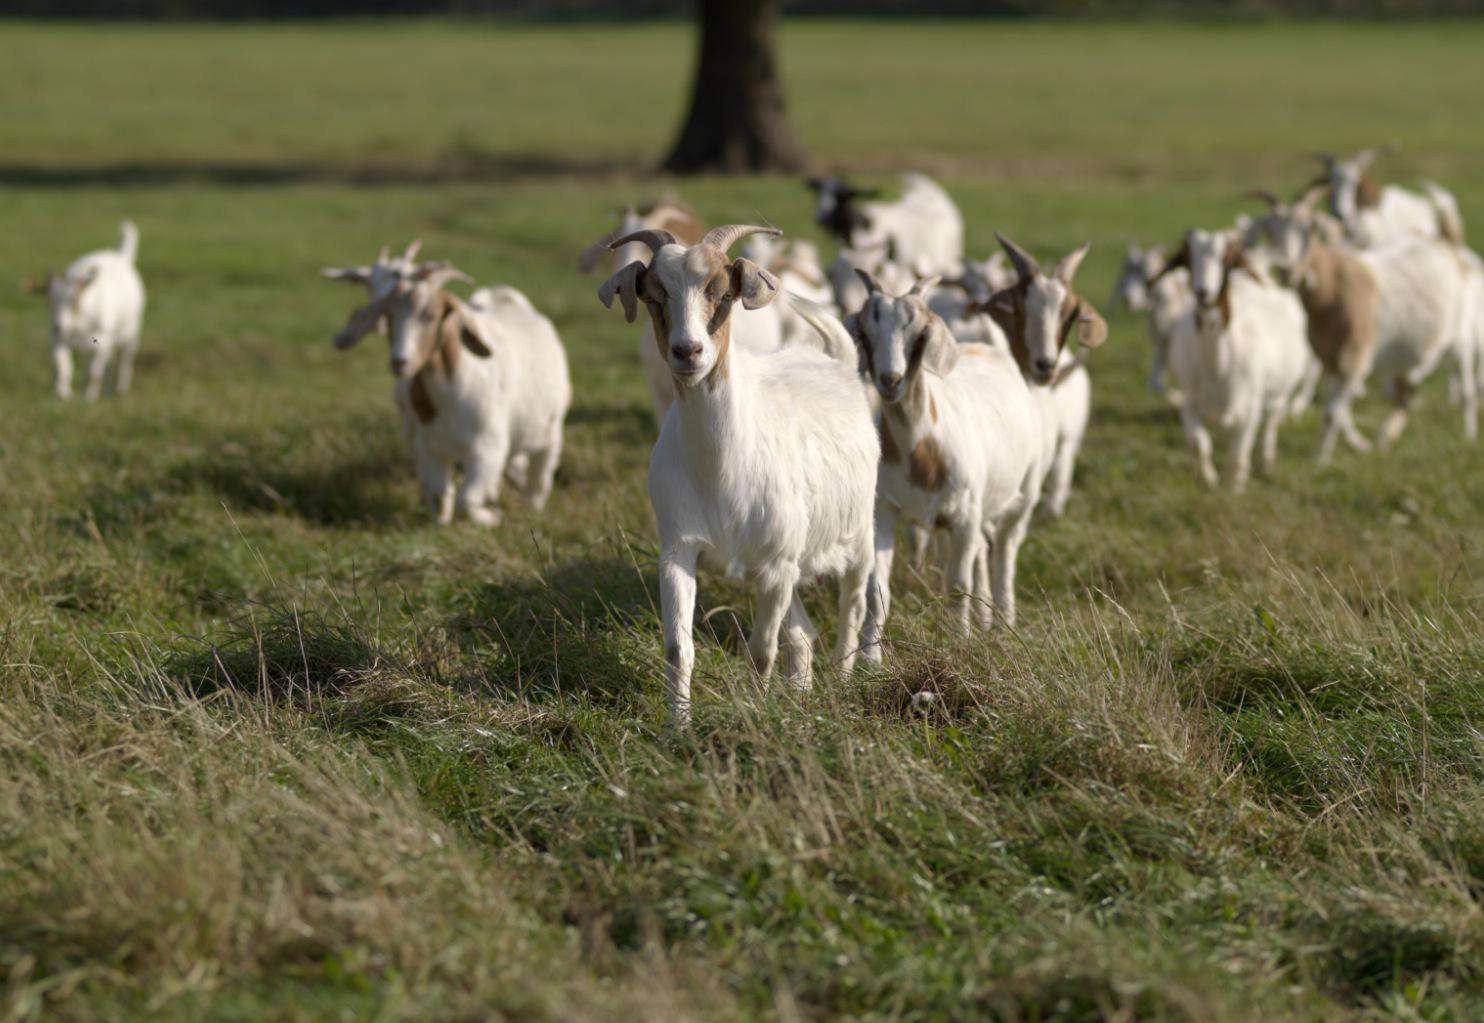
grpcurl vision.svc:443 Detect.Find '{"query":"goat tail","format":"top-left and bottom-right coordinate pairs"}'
top-left (785, 292), bottom-right (860, 367)
top-left (1422, 182), bottom-right (1465, 248)
top-left (117, 220), bottom-right (139, 262)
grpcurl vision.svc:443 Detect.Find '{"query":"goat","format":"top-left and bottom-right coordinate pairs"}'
top-left (323, 238), bottom-right (426, 302)
top-left (1243, 188), bottom-right (1473, 460)
top-left (596, 224), bottom-right (876, 726)
top-left (826, 240), bottom-right (914, 316)
top-left (849, 269), bottom-right (1044, 659)
top-left (808, 172), bottom-right (965, 276)
top-left (331, 261), bottom-right (571, 525)
top-left (738, 233), bottom-right (836, 347)
top-left (579, 201), bottom-right (783, 427)
top-left (27, 221), bottom-right (144, 400)
top-left (1109, 242), bottom-right (1192, 404)
top-left (1150, 229), bottom-right (1313, 489)
top-left (979, 235), bottom-right (1107, 517)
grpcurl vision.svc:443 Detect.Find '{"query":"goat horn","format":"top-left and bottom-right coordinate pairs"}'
top-left (854, 268), bottom-right (883, 296)
top-left (1244, 189), bottom-right (1280, 209)
top-left (700, 224), bottom-right (781, 254)
top-left (909, 274), bottom-right (941, 297)
top-left (610, 229), bottom-right (677, 255)
top-left (403, 238), bottom-right (423, 263)
top-left (996, 232), bottom-right (1041, 280)
top-left (376, 244), bottom-right (390, 264)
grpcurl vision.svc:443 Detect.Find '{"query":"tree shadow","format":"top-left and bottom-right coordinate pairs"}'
top-left (0, 149), bottom-right (630, 190)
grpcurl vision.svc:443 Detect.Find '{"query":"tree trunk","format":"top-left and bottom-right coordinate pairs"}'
top-left (662, 0), bottom-right (804, 175)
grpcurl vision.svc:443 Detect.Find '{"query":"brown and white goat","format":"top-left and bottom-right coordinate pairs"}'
top-left (330, 261), bottom-right (571, 525)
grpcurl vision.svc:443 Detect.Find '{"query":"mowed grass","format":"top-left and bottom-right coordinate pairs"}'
top-left (2, 17), bottom-right (1484, 1022)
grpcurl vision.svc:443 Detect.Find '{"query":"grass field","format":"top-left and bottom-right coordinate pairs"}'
top-left (3, 17), bottom-right (1484, 1021)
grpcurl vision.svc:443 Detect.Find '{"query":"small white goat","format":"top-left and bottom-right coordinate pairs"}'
top-left (849, 269), bottom-right (1043, 656)
top-left (27, 221), bottom-right (144, 400)
top-left (825, 241), bottom-right (914, 316)
top-left (596, 224), bottom-right (876, 726)
top-left (1109, 241), bottom-right (1192, 404)
top-left (808, 172), bottom-right (965, 276)
top-left (1249, 187), bottom-right (1474, 460)
top-left (1151, 229), bottom-right (1312, 489)
top-left (579, 201), bottom-right (783, 427)
top-left (1315, 149), bottom-right (1455, 249)
top-left (980, 235), bottom-right (1107, 517)
top-left (330, 261), bottom-right (570, 525)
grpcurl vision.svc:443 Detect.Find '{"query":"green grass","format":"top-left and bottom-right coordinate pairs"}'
top-left (3, 17), bottom-right (1484, 1022)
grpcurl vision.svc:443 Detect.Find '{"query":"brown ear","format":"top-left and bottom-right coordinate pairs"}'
top-left (920, 317), bottom-right (960, 377)
top-left (979, 287), bottom-right (1020, 336)
top-left (598, 260), bottom-right (647, 323)
top-left (1149, 237), bottom-right (1191, 284)
top-left (447, 296), bottom-right (494, 357)
top-left (333, 299), bottom-right (385, 350)
top-left (1071, 298), bottom-right (1108, 349)
top-left (730, 257), bottom-right (780, 310)
top-left (1224, 245), bottom-right (1266, 286)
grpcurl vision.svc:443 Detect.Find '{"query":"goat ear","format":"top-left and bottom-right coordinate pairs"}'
top-left (979, 287), bottom-right (1019, 335)
top-left (1071, 298), bottom-right (1108, 349)
top-left (333, 299), bottom-right (384, 350)
top-left (920, 318), bottom-right (960, 377)
top-left (598, 260), bottom-right (647, 323)
top-left (322, 265), bottom-right (370, 285)
top-left (575, 234), bottom-right (615, 275)
top-left (730, 257), bottom-right (780, 310)
top-left (448, 296), bottom-right (494, 357)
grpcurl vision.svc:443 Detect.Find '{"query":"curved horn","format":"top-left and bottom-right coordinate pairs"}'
top-left (1244, 189), bottom-right (1280, 209)
top-left (909, 274), bottom-right (941, 298)
top-left (376, 244), bottom-right (390, 264)
top-left (1054, 242), bottom-right (1091, 284)
top-left (996, 232), bottom-right (1041, 281)
top-left (1353, 146), bottom-right (1383, 169)
top-left (1293, 183), bottom-right (1330, 215)
top-left (700, 224), bottom-right (781, 254)
top-left (609, 229), bottom-right (677, 255)
top-left (417, 264), bottom-right (474, 290)
top-left (403, 238), bottom-right (423, 263)
top-left (854, 268), bottom-right (883, 296)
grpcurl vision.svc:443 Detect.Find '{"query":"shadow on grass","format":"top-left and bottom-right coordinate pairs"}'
top-left (0, 149), bottom-right (630, 190)
top-left (449, 555), bottom-right (661, 711)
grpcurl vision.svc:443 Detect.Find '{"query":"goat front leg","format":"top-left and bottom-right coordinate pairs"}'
top-left (944, 518), bottom-right (980, 635)
top-left (973, 531), bottom-right (993, 630)
top-left (782, 594), bottom-right (818, 691)
top-left (991, 491), bottom-right (1036, 631)
top-left (1226, 396), bottom-right (1261, 492)
top-left (458, 436), bottom-right (509, 527)
top-left (834, 538), bottom-right (872, 675)
top-left (523, 423), bottom-right (563, 511)
top-left (747, 565), bottom-right (800, 682)
top-left (860, 502), bottom-right (897, 664)
top-left (415, 448), bottom-right (454, 524)
top-left (1180, 405), bottom-right (1218, 488)
top-left (660, 545), bottom-right (699, 727)
top-left (1259, 397), bottom-right (1287, 474)
top-left (1377, 375), bottom-right (1415, 452)
top-left (52, 342), bottom-right (74, 400)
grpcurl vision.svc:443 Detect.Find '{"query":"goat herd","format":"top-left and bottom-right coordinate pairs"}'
top-left (25, 148), bottom-right (1482, 724)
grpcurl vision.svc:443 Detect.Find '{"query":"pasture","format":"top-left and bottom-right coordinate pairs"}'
top-left (2, 17), bottom-right (1484, 1021)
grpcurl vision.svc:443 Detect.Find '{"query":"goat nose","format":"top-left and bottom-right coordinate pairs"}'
top-left (670, 342), bottom-right (703, 361)
top-left (390, 357), bottom-right (407, 375)
top-left (879, 372), bottom-right (903, 391)
top-left (1034, 357), bottom-right (1055, 375)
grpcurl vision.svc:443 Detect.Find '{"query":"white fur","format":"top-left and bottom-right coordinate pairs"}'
top-left (332, 265), bottom-right (570, 526)
top-left (45, 221), bottom-right (144, 401)
top-left (600, 230), bottom-right (877, 727)
top-left (1167, 231), bottom-right (1321, 488)
top-left (851, 282), bottom-right (1043, 657)
top-left (1112, 243), bottom-right (1192, 403)
top-left (814, 173), bottom-right (965, 278)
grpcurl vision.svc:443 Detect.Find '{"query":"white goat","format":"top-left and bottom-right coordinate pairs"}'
top-left (980, 235), bottom-right (1107, 517)
top-left (1249, 188), bottom-right (1474, 459)
top-left (28, 221), bottom-right (144, 400)
top-left (738, 233), bottom-right (835, 347)
top-left (597, 224), bottom-right (876, 727)
top-left (579, 201), bottom-right (784, 427)
top-left (1109, 241), bottom-right (1193, 404)
top-left (330, 262), bottom-right (570, 525)
top-left (1315, 150), bottom-right (1484, 409)
top-left (323, 238), bottom-right (426, 302)
top-left (826, 241), bottom-right (914, 317)
top-left (808, 173), bottom-right (965, 276)
top-left (1150, 229), bottom-right (1312, 489)
top-left (848, 270), bottom-right (1043, 658)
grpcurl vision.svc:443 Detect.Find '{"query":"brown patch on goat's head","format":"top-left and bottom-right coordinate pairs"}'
top-left (981, 236), bottom-right (1105, 385)
top-left (908, 435), bottom-right (948, 491)
top-left (603, 225), bottom-right (780, 392)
